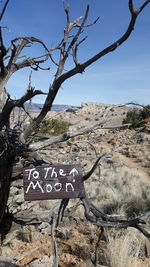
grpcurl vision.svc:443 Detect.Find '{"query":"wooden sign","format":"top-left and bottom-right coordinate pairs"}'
top-left (23, 164), bottom-right (85, 201)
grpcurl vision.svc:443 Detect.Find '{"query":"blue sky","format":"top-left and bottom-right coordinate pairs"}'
top-left (2, 0), bottom-right (150, 106)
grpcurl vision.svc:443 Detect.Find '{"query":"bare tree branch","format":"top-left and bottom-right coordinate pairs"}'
top-left (22, 0), bottom-right (150, 140)
top-left (0, 0), bottom-right (10, 21)
top-left (136, 0), bottom-right (150, 14)
top-left (56, 198), bottom-right (69, 226)
top-left (14, 88), bottom-right (47, 108)
top-left (0, 87), bottom-right (47, 126)
top-left (72, 35), bottom-right (88, 65)
top-left (28, 123), bottom-right (130, 151)
top-left (7, 37), bottom-right (50, 72)
top-left (55, 0), bottom-right (150, 83)
top-left (63, 3), bottom-right (70, 24)
top-left (93, 227), bottom-right (104, 265)
top-left (66, 5), bottom-right (89, 50)
top-left (0, 0), bottom-right (9, 76)
top-left (0, 28), bottom-right (7, 75)
top-left (115, 101), bottom-right (150, 113)
top-left (128, 0), bottom-right (134, 14)
top-left (50, 215), bottom-right (59, 267)
top-left (81, 196), bottom-right (150, 237)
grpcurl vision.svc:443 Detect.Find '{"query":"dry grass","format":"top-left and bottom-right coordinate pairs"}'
top-left (84, 150), bottom-right (150, 219)
top-left (81, 143), bottom-right (150, 267)
top-left (105, 228), bottom-right (148, 267)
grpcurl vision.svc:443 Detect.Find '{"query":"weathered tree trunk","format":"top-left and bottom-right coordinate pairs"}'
top-left (0, 87), bottom-right (7, 112)
top-left (0, 129), bottom-right (15, 224)
top-left (0, 73), bottom-right (12, 112)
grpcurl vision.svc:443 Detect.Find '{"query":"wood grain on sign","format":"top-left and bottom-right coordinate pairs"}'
top-left (23, 164), bottom-right (85, 201)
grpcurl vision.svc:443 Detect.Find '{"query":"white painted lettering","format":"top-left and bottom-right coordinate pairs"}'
top-left (59, 169), bottom-right (66, 176)
top-left (51, 167), bottom-right (57, 178)
top-left (66, 183), bottom-right (75, 192)
top-left (25, 168), bottom-right (36, 180)
top-left (69, 168), bottom-right (79, 177)
top-left (46, 184), bottom-right (52, 193)
top-left (26, 181), bottom-right (44, 193)
top-left (32, 170), bottom-right (39, 179)
top-left (54, 183), bottom-right (62, 191)
top-left (44, 167), bottom-right (52, 179)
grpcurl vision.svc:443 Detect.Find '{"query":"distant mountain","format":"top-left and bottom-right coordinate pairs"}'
top-left (25, 103), bottom-right (79, 112)
top-left (52, 104), bottom-right (73, 111)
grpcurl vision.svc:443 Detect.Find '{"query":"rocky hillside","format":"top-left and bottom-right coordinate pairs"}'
top-left (1, 103), bottom-right (150, 267)
top-left (46, 102), bottom-right (130, 129)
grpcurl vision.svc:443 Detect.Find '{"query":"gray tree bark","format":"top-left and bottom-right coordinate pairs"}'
top-left (0, 130), bottom-right (14, 223)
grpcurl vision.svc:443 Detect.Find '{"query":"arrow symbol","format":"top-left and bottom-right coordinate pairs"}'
top-left (69, 168), bottom-right (79, 177)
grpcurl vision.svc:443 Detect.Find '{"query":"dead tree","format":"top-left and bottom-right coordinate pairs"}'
top-left (0, 0), bottom-right (150, 237)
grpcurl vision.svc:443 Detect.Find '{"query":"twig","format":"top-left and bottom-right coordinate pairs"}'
top-left (82, 148), bottom-right (121, 182)
top-left (56, 198), bottom-right (69, 227)
top-left (51, 215), bottom-right (59, 267)
top-left (93, 227), bottom-right (104, 266)
top-left (0, 0), bottom-right (10, 21)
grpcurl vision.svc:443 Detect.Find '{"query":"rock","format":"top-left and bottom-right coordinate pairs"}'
top-left (38, 222), bottom-right (51, 234)
top-left (30, 256), bottom-right (53, 267)
top-left (30, 231), bottom-right (43, 243)
top-left (134, 132), bottom-right (149, 143)
top-left (0, 262), bottom-right (20, 267)
top-left (14, 194), bottom-right (24, 204)
top-left (2, 231), bottom-right (19, 246)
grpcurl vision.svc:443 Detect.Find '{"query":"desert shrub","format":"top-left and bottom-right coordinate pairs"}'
top-left (123, 105), bottom-right (150, 128)
top-left (105, 228), bottom-right (146, 267)
top-left (123, 108), bottom-right (140, 128)
top-left (139, 104), bottom-right (150, 120)
top-left (35, 118), bottom-right (69, 136)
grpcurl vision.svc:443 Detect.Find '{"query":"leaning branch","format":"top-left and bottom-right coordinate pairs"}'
top-left (81, 196), bottom-right (150, 238)
top-left (29, 123), bottom-right (130, 151)
top-left (29, 100), bottom-right (147, 150)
